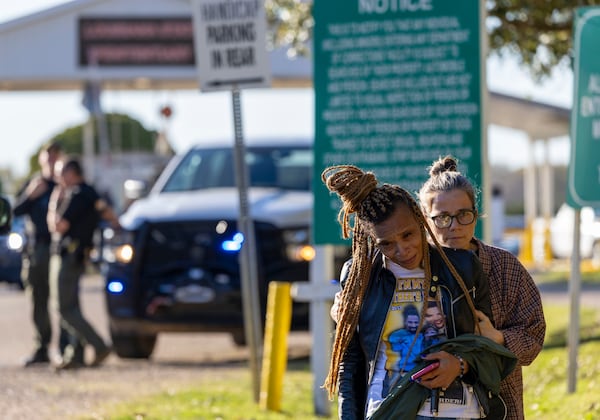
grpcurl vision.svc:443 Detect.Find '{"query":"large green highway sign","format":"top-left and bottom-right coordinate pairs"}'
top-left (312, 0), bottom-right (483, 245)
top-left (568, 6), bottom-right (600, 208)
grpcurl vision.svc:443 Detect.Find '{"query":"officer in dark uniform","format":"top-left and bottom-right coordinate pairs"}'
top-left (48, 157), bottom-right (118, 370)
top-left (13, 142), bottom-right (83, 367)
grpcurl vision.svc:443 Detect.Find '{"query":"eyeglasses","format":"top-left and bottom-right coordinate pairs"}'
top-left (429, 209), bottom-right (476, 229)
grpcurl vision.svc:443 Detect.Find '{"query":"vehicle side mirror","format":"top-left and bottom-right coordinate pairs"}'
top-left (0, 196), bottom-right (11, 234)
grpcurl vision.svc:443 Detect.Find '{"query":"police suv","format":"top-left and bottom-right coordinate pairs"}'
top-left (101, 138), bottom-right (320, 358)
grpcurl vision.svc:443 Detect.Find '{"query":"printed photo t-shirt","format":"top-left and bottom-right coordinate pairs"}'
top-left (366, 257), bottom-right (481, 418)
top-left (380, 259), bottom-right (429, 386)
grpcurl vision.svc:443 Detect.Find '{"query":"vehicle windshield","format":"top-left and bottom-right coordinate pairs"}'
top-left (161, 145), bottom-right (312, 192)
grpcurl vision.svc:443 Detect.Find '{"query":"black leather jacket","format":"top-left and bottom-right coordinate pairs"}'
top-left (337, 245), bottom-right (493, 419)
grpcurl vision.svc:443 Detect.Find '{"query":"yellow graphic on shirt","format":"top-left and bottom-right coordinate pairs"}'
top-left (383, 277), bottom-right (425, 374)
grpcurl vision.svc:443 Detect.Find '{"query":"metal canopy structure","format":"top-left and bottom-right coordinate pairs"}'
top-left (489, 90), bottom-right (569, 140)
top-left (0, 0), bottom-right (312, 91)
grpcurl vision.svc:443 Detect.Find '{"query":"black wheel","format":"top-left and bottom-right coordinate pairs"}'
top-left (231, 330), bottom-right (247, 346)
top-left (110, 329), bottom-right (157, 359)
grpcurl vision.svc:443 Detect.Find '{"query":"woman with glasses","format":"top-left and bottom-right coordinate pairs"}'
top-left (418, 155), bottom-right (546, 420)
top-left (323, 164), bottom-right (516, 420)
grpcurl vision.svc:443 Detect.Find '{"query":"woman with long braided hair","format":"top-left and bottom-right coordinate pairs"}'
top-left (322, 165), bottom-right (516, 420)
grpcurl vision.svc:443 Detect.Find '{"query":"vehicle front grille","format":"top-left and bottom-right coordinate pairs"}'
top-left (138, 220), bottom-right (241, 280)
top-left (133, 220), bottom-right (294, 316)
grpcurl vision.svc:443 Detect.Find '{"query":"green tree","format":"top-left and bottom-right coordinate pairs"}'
top-left (265, 0), bottom-right (600, 80)
top-left (27, 113), bottom-right (158, 175)
top-left (265, 0), bottom-right (313, 58)
top-left (487, 0), bottom-right (600, 79)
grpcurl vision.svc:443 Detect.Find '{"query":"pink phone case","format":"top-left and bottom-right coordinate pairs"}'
top-left (410, 361), bottom-right (441, 381)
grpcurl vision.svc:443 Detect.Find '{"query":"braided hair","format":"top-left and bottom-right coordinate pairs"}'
top-left (321, 165), bottom-right (480, 399)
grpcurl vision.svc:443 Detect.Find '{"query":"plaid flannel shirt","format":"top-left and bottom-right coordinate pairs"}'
top-left (474, 239), bottom-right (546, 420)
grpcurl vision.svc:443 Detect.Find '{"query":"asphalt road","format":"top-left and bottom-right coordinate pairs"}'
top-left (0, 273), bottom-right (312, 419)
top-left (535, 276), bottom-right (600, 309)
top-left (1, 274), bottom-right (234, 367)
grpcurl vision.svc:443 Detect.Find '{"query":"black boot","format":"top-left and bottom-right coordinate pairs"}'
top-left (23, 348), bottom-right (50, 367)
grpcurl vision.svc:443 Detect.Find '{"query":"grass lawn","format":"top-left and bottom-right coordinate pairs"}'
top-left (82, 299), bottom-right (600, 419)
top-left (524, 304), bottom-right (600, 420)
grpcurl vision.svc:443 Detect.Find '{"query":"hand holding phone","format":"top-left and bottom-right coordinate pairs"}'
top-left (410, 361), bottom-right (441, 382)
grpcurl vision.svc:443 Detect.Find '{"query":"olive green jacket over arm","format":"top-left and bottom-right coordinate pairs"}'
top-left (368, 334), bottom-right (517, 420)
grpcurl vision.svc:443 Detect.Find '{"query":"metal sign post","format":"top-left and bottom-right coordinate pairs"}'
top-left (231, 86), bottom-right (263, 402)
top-left (566, 6), bottom-right (600, 393)
top-left (568, 208), bottom-right (582, 392)
top-left (191, 0), bottom-right (272, 402)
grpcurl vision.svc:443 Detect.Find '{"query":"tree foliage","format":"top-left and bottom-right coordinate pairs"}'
top-left (265, 0), bottom-right (600, 80)
top-left (27, 113), bottom-right (157, 175)
top-left (265, 0), bottom-right (314, 58)
top-left (487, 0), bottom-right (600, 79)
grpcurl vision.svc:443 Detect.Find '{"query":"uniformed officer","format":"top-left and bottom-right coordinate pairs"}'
top-left (47, 156), bottom-right (118, 370)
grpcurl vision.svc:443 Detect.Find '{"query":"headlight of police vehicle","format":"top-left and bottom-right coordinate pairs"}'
top-left (282, 228), bottom-right (315, 262)
top-left (102, 228), bottom-right (135, 264)
top-left (7, 232), bottom-right (25, 252)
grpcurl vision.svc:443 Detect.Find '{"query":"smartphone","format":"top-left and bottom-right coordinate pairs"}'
top-left (410, 361), bottom-right (441, 382)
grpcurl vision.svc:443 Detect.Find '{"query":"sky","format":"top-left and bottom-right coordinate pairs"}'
top-left (0, 0), bottom-right (573, 185)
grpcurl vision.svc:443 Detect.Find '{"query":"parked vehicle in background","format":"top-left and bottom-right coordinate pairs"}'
top-left (549, 203), bottom-right (600, 265)
top-left (0, 215), bottom-right (25, 289)
top-left (100, 138), bottom-right (347, 359)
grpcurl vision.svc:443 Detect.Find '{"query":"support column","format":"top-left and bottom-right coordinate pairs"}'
top-left (519, 137), bottom-right (537, 266)
top-left (291, 245), bottom-right (338, 416)
top-left (540, 138), bottom-right (555, 265)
